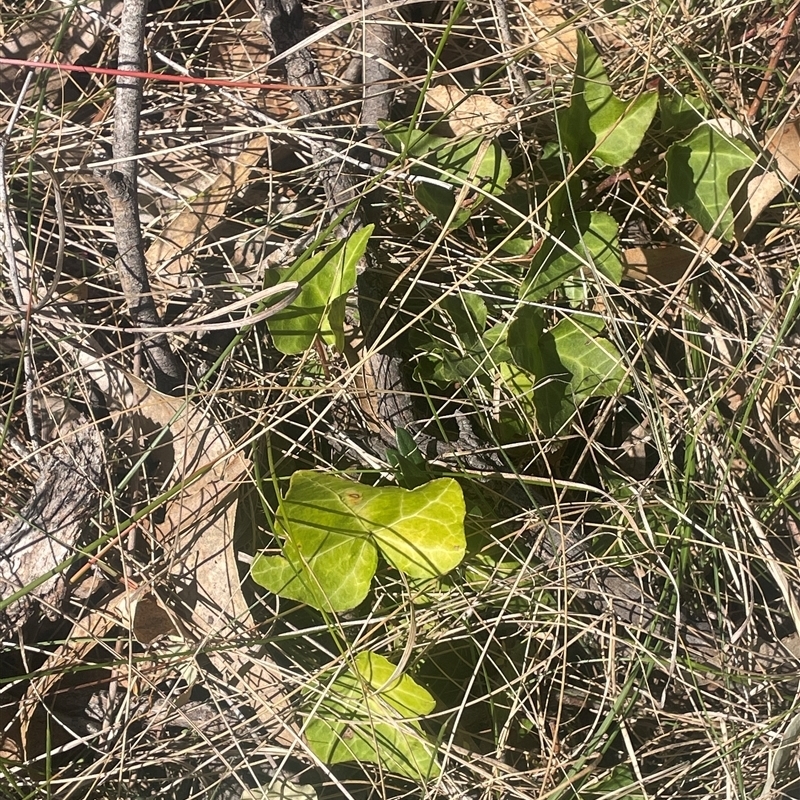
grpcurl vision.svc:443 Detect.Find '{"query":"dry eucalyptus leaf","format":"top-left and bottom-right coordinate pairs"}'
top-left (523, 0), bottom-right (578, 68)
top-left (622, 246), bottom-right (697, 285)
top-left (149, 133), bottom-right (270, 303)
top-left (118, 589), bottom-right (178, 644)
top-left (75, 364), bottom-right (292, 740)
top-left (736, 118), bottom-right (800, 239)
top-left (425, 85), bottom-right (509, 137)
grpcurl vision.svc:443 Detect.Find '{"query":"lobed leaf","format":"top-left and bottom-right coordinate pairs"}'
top-left (520, 211), bottom-right (622, 302)
top-left (252, 472), bottom-right (466, 611)
top-left (267, 226), bottom-right (373, 354)
top-left (665, 125), bottom-right (757, 241)
top-left (559, 31), bottom-right (657, 166)
top-left (304, 651), bottom-right (440, 781)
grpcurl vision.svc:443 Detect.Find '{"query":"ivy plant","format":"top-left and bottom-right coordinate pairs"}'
top-left (304, 651), bottom-right (440, 781)
top-left (266, 225), bottom-right (373, 354)
top-left (252, 27), bottom-right (772, 784)
top-left (252, 471), bottom-right (466, 613)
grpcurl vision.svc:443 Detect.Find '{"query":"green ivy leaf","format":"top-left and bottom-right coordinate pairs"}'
top-left (559, 31), bottom-right (657, 166)
top-left (305, 652), bottom-right (440, 781)
top-left (506, 311), bottom-right (630, 435)
top-left (415, 137), bottom-right (512, 228)
top-left (441, 293), bottom-right (487, 345)
top-left (252, 473), bottom-right (466, 611)
top-left (520, 211), bottom-right (622, 302)
top-left (428, 323), bottom-right (512, 387)
top-left (252, 473), bottom-right (379, 611)
top-left (551, 315), bottom-right (631, 402)
top-left (665, 124), bottom-right (758, 241)
top-left (505, 312), bottom-right (572, 436)
top-left (387, 428), bottom-right (431, 490)
top-left (659, 93), bottom-right (708, 133)
top-left (267, 226), bottom-right (373, 354)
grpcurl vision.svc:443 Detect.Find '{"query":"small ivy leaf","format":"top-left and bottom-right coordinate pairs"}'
top-left (659, 93), bottom-right (708, 133)
top-left (305, 652), bottom-right (440, 781)
top-left (429, 323), bottom-right (512, 387)
top-left (441, 292), bottom-right (487, 344)
top-left (506, 317), bottom-right (572, 436)
top-left (520, 211), bottom-right (622, 302)
top-left (415, 137), bottom-right (512, 227)
top-left (578, 764), bottom-right (647, 799)
top-left (267, 226), bottom-right (373, 354)
top-left (252, 473), bottom-right (466, 610)
top-left (551, 316), bottom-right (631, 402)
top-left (389, 428), bottom-right (431, 490)
top-left (508, 305), bottom-right (546, 376)
top-left (507, 312), bottom-right (629, 434)
top-left (415, 182), bottom-right (473, 228)
top-left (307, 652), bottom-right (438, 778)
top-left (665, 124), bottom-right (758, 241)
top-left (497, 362), bottom-right (572, 438)
top-left (559, 31), bottom-right (657, 166)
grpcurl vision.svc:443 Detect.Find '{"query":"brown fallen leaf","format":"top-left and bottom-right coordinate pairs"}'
top-left (18, 596), bottom-right (123, 759)
top-left (622, 245), bottom-right (698, 285)
top-left (148, 133), bottom-right (270, 305)
top-left (118, 588), bottom-right (179, 644)
top-left (522, 0), bottom-right (579, 68)
top-left (73, 359), bottom-right (293, 741)
top-left (425, 85), bottom-right (509, 138)
top-left (736, 118), bottom-right (800, 239)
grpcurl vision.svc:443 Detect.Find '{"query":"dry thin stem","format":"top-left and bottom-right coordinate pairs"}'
top-left (104, 0), bottom-right (184, 392)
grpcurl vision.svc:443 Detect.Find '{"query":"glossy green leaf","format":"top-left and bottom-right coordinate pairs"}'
top-left (251, 473), bottom-right (379, 612)
top-left (508, 305), bottom-right (546, 376)
top-left (659, 93), bottom-right (708, 133)
top-left (506, 310), bottom-right (630, 435)
top-left (267, 226), bottom-right (373, 354)
top-left (551, 316), bottom-right (631, 401)
top-left (579, 764), bottom-right (646, 799)
top-left (441, 292), bottom-right (487, 344)
top-left (387, 428), bottom-right (431, 490)
top-left (429, 323), bottom-right (512, 386)
top-left (252, 472), bottom-right (466, 611)
top-left (352, 652), bottom-right (437, 715)
top-left (343, 478), bottom-right (466, 579)
top-left (665, 124), bottom-right (758, 241)
top-left (305, 652), bottom-right (439, 781)
top-left (520, 212), bottom-right (622, 302)
top-left (559, 31), bottom-right (657, 166)
top-left (505, 313), bottom-right (572, 436)
top-left (415, 137), bottom-right (512, 228)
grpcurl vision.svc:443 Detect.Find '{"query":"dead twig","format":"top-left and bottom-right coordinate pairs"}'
top-left (0, 68), bottom-right (40, 452)
top-left (103, 0), bottom-right (184, 392)
top-left (748, 0), bottom-right (800, 121)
